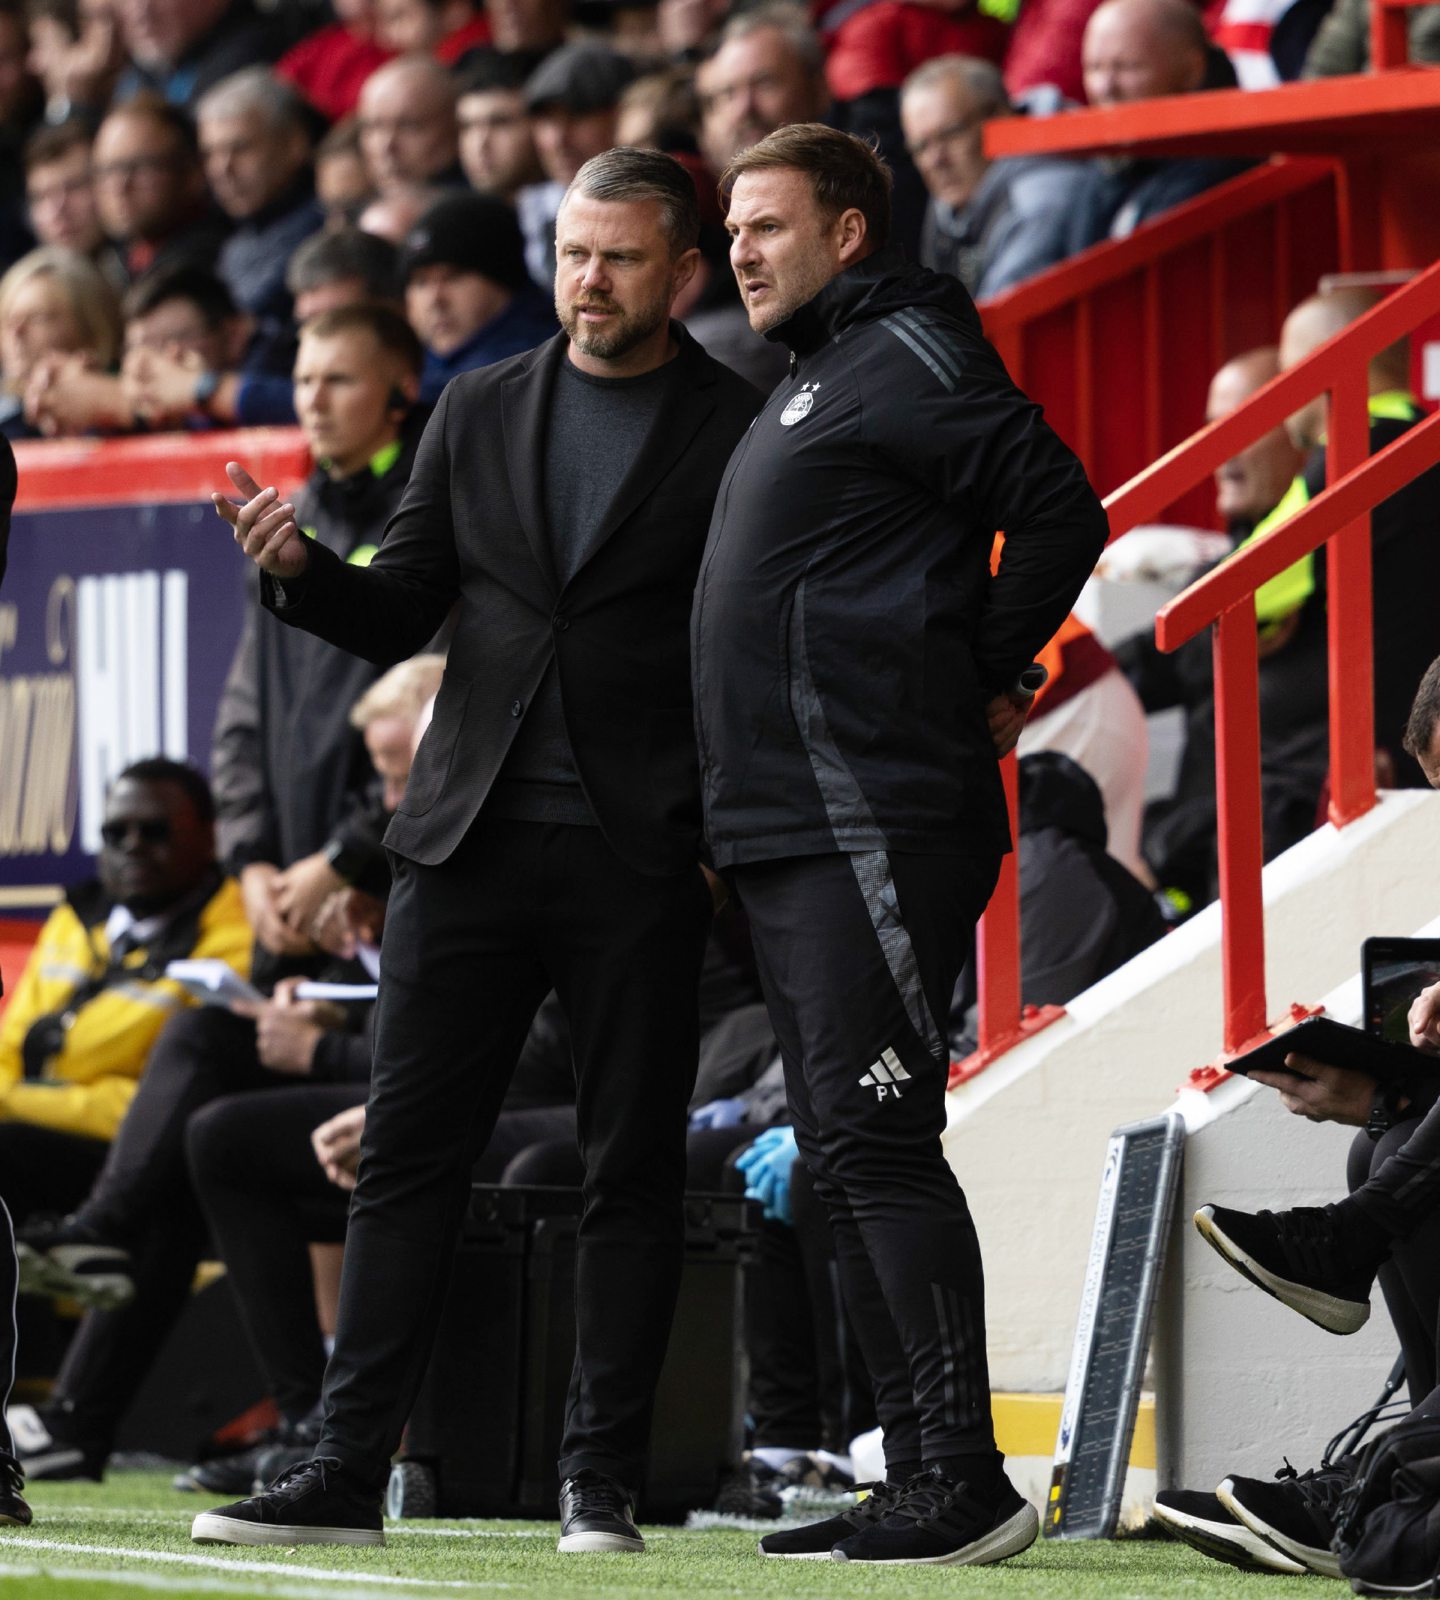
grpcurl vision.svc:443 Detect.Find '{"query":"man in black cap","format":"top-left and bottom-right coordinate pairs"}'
top-left (516, 43), bottom-right (637, 289)
top-left (402, 191), bottom-right (557, 403)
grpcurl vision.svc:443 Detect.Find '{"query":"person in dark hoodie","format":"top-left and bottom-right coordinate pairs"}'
top-left (694, 123), bottom-right (1108, 1566)
top-left (950, 752), bottom-right (1166, 1053)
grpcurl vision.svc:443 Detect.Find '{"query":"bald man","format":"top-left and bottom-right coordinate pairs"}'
top-left (357, 57), bottom-right (464, 196)
top-left (1068, 0), bottom-right (1250, 250)
top-left (1236, 287), bottom-right (1440, 805)
top-left (1118, 347), bottom-right (1307, 905)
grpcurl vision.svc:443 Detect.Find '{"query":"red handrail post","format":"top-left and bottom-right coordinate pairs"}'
top-left (1326, 369), bottom-right (1378, 826)
top-left (1371, 0), bottom-right (1411, 71)
top-left (976, 753), bottom-right (1021, 1056)
top-left (1212, 604), bottom-right (1268, 1053)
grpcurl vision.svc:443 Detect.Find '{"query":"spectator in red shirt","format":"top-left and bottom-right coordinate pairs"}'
top-left (375, 0), bottom-right (492, 64)
top-left (275, 0), bottom-right (393, 124)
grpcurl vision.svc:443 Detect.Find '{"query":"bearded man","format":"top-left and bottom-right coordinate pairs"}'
top-left (194, 147), bottom-right (761, 1555)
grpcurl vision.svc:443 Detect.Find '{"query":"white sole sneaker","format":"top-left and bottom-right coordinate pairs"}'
top-left (1193, 1206), bottom-right (1369, 1335)
top-left (191, 1512), bottom-right (384, 1547)
top-left (832, 1501), bottom-right (1039, 1566)
top-left (555, 1529), bottom-right (644, 1553)
top-left (1216, 1479), bottom-right (1342, 1578)
top-left (1153, 1494), bottom-right (1308, 1574)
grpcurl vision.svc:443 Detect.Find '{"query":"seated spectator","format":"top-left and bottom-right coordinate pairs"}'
top-left (1066, 0), bottom-right (1251, 250)
top-left (315, 118), bottom-right (373, 228)
top-left (0, 243), bottom-right (119, 438)
top-left (657, 0), bottom-right (726, 60)
top-left (121, 228), bottom-right (402, 430)
top-left (455, 51), bottom-right (544, 203)
top-left (1117, 346), bottom-right (1303, 909)
top-left (196, 67), bottom-right (325, 344)
top-left (615, 67), bottom-right (702, 152)
top-left (402, 189), bottom-right (554, 403)
top-left (111, 0), bottom-right (284, 108)
top-left (23, 121), bottom-right (126, 291)
top-left (1304, 0), bottom-right (1440, 75)
top-left (119, 265), bottom-right (253, 430)
top-left (91, 95), bottom-right (228, 285)
top-left (694, 7), bottom-right (829, 177)
top-left (901, 55), bottom-right (1100, 299)
top-left (24, 0), bottom-right (126, 123)
top-left (950, 752), bottom-right (1166, 1053)
top-left (0, 0), bottom-right (39, 266)
top-left (517, 43), bottom-right (635, 290)
top-left (375, 0), bottom-right (491, 63)
top-left (356, 54), bottom-right (464, 196)
top-left (275, 0), bottom-right (392, 125)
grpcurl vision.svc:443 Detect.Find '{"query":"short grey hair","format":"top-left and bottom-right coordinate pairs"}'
top-left (196, 65), bottom-right (310, 133)
top-left (717, 4), bottom-right (825, 76)
top-left (901, 54), bottom-right (1011, 114)
top-left (560, 147), bottom-right (700, 256)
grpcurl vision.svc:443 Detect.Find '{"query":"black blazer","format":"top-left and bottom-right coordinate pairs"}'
top-left (263, 326), bottom-right (762, 876)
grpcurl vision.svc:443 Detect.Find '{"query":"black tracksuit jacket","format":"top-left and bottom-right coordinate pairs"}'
top-left (691, 246), bottom-right (1110, 870)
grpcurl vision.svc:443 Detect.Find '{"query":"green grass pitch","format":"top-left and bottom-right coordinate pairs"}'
top-left (0, 1473), bottom-right (1348, 1600)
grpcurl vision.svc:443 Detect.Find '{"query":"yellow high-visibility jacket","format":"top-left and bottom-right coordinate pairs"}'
top-left (0, 873), bottom-right (252, 1142)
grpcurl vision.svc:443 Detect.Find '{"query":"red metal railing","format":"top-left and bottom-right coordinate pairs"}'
top-left (961, 157), bottom-right (1339, 1076)
top-left (1106, 258), bottom-right (1440, 1055)
top-left (1372, 0), bottom-right (1428, 69)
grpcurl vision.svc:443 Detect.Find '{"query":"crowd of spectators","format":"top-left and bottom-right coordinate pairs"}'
top-left (0, 0), bottom-right (1414, 441)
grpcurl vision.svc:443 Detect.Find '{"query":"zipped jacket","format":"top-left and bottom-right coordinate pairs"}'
top-left (691, 247), bottom-right (1109, 868)
top-left (0, 873), bottom-right (251, 1141)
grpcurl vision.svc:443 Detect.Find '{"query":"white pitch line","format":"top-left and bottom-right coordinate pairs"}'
top-left (39, 1512), bottom-right (557, 1538)
top-left (0, 1560), bottom-right (451, 1600)
top-left (0, 1536), bottom-right (516, 1589)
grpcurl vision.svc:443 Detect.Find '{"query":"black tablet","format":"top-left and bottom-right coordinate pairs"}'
top-left (1226, 1014), bottom-right (1434, 1089)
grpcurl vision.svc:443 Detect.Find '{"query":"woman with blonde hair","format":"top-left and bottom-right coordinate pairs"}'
top-left (0, 245), bottom-right (122, 439)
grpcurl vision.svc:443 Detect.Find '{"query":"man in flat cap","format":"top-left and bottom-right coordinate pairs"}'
top-left (516, 43), bottom-right (637, 288)
top-left (402, 191), bottom-right (557, 402)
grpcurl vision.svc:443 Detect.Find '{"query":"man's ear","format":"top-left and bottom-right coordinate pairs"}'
top-left (835, 207), bottom-right (869, 266)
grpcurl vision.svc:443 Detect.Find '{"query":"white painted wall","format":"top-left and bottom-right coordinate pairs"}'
top-left (946, 787), bottom-right (1440, 1406)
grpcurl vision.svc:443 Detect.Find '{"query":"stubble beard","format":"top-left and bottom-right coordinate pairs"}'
top-left (559, 289), bottom-right (670, 361)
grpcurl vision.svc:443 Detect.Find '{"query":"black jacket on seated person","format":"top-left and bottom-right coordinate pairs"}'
top-left (262, 325), bottom-right (762, 876)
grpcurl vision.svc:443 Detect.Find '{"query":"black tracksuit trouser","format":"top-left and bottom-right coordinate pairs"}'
top-left (0, 1195), bottom-right (14, 1458)
top-left (316, 818), bottom-right (711, 1494)
top-left (732, 845), bottom-right (1002, 1473)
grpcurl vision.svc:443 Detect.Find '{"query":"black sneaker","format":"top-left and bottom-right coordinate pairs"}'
top-left (1152, 1488), bottom-right (1307, 1573)
top-left (191, 1457), bottom-right (383, 1547)
top-left (7, 1404), bottom-right (105, 1481)
top-left (757, 1481), bottom-right (903, 1559)
top-left (556, 1470), bottom-right (644, 1553)
top-left (15, 1215), bottom-right (134, 1311)
top-left (831, 1466), bottom-right (1039, 1566)
top-left (0, 1454), bottom-right (32, 1528)
top-left (1194, 1203), bottom-right (1378, 1334)
top-left (1218, 1459), bottom-right (1352, 1577)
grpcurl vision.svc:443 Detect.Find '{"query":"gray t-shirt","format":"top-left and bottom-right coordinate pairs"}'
top-left (488, 353), bottom-right (677, 826)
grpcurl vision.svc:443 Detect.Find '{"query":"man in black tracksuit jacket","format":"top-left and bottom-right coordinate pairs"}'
top-left (693, 125), bottom-right (1109, 1566)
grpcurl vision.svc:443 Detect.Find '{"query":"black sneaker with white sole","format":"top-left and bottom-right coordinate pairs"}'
top-left (191, 1457), bottom-right (383, 1547)
top-left (1152, 1488), bottom-right (1307, 1573)
top-left (757, 1480), bottom-right (902, 1558)
top-left (1218, 1460), bottom-right (1353, 1577)
top-left (1194, 1203), bottom-right (1378, 1335)
top-left (830, 1466), bottom-right (1039, 1566)
top-left (7, 1404), bottom-right (105, 1482)
top-left (15, 1216), bottom-right (134, 1311)
top-left (556, 1470), bottom-right (644, 1553)
top-left (0, 1454), bottom-right (32, 1528)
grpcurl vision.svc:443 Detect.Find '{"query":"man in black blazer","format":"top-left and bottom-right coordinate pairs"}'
top-left (195, 149), bottom-right (761, 1554)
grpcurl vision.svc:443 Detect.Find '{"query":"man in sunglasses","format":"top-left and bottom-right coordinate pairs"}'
top-left (0, 759), bottom-right (250, 1477)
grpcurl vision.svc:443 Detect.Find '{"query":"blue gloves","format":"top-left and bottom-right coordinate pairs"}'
top-left (689, 1097), bottom-right (748, 1130)
top-left (735, 1126), bottom-right (799, 1225)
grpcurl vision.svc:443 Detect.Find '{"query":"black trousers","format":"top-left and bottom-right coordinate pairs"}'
top-left (1345, 1118), bottom-right (1440, 1404)
top-left (317, 818), bottom-right (711, 1493)
top-left (732, 846), bottom-right (1001, 1472)
top-left (0, 1194), bottom-right (14, 1458)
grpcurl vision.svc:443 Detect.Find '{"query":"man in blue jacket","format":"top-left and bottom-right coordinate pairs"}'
top-left (694, 122), bottom-right (1109, 1566)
